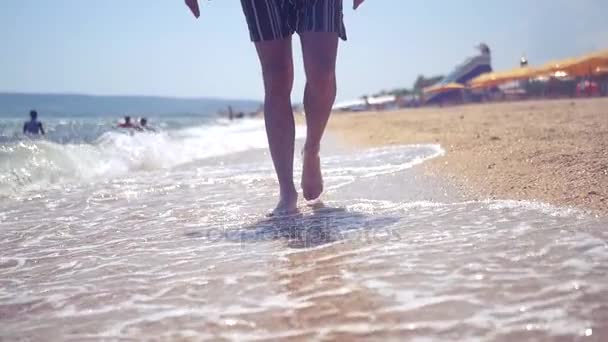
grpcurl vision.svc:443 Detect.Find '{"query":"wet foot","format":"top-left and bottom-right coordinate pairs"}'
top-left (301, 146), bottom-right (323, 201)
top-left (267, 189), bottom-right (299, 217)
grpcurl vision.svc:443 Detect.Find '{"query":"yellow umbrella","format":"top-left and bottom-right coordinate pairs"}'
top-left (469, 72), bottom-right (502, 88)
top-left (566, 50), bottom-right (608, 76)
top-left (533, 52), bottom-right (608, 77)
top-left (499, 66), bottom-right (535, 82)
top-left (469, 49), bottom-right (608, 88)
top-left (532, 58), bottom-right (580, 77)
top-left (469, 67), bottom-right (534, 88)
top-left (424, 82), bottom-right (466, 95)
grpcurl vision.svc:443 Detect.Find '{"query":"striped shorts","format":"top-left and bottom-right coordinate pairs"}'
top-left (240, 0), bottom-right (347, 42)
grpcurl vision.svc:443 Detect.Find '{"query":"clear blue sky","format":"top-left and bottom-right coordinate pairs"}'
top-left (1, 0), bottom-right (607, 101)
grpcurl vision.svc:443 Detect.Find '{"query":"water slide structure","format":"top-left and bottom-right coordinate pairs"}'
top-left (425, 44), bottom-right (493, 104)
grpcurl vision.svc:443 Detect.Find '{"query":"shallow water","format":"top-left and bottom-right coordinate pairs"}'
top-left (1, 123), bottom-right (607, 341)
top-left (0, 119), bottom-right (277, 194)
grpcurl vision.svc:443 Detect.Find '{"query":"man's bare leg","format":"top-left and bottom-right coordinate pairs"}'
top-left (255, 37), bottom-right (298, 214)
top-left (299, 32), bottom-right (339, 201)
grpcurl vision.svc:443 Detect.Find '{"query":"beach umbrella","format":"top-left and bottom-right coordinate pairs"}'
top-left (499, 66), bottom-right (535, 82)
top-left (532, 51), bottom-right (608, 77)
top-left (530, 49), bottom-right (608, 77)
top-left (469, 71), bottom-right (506, 88)
top-left (469, 67), bottom-right (534, 89)
top-left (469, 72), bottom-right (500, 88)
top-left (565, 50), bottom-right (608, 76)
top-left (424, 82), bottom-right (466, 95)
top-left (532, 58), bottom-right (582, 77)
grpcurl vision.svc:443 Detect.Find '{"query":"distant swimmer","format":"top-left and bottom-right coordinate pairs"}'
top-left (23, 110), bottom-right (45, 135)
top-left (117, 116), bottom-right (136, 129)
top-left (139, 118), bottom-right (156, 132)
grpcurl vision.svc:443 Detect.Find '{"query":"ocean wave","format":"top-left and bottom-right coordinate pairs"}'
top-left (0, 120), bottom-right (273, 194)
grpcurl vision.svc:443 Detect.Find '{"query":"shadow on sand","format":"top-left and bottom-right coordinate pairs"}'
top-left (186, 202), bottom-right (402, 249)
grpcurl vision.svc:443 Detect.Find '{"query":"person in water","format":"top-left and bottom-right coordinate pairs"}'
top-left (23, 110), bottom-right (45, 135)
top-left (117, 116), bottom-right (136, 129)
top-left (185, 0), bottom-right (365, 215)
top-left (139, 118), bottom-right (156, 132)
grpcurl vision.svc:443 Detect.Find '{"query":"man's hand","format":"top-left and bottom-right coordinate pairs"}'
top-left (185, 0), bottom-right (200, 18)
top-left (353, 0), bottom-right (365, 10)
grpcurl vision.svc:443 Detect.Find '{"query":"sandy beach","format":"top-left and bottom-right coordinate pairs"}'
top-left (327, 97), bottom-right (608, 215)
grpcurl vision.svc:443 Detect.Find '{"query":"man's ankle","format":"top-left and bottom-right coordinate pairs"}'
top-left (303, 143), bottom-right (320, 155)
top-left (280, 185), bottom-right (298, 197)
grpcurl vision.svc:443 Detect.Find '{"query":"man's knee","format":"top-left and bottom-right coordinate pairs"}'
top-left (262, 63), bottom-right (294, 97)
top-left (306, 60), bottom-right (336, 88)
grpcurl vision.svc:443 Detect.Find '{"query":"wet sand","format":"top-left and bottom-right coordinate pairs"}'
top-left (3, 118), bottom-right (608, 340)
top-left (326, 98), bottom-right (608, 215)
top-left (3, 143), bottom-right (607, 340)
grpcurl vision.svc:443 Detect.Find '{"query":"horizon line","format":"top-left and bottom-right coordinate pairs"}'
top-left (0, 90), bottom-right (262, 102)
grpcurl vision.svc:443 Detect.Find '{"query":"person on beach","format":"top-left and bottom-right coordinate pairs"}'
top-left (185, 0), bottom-right (365, 215)
top-left (23, 110), bottom-right (45, 135)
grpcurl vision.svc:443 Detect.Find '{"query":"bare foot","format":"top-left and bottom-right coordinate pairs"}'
top-left (267, 189), bottom-right (299, 217)
top-left (301, 147), bottom-right (324, 201)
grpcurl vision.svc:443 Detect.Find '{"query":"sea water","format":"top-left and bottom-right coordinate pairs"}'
top-left (1, 115), bottom-right (607, 341)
